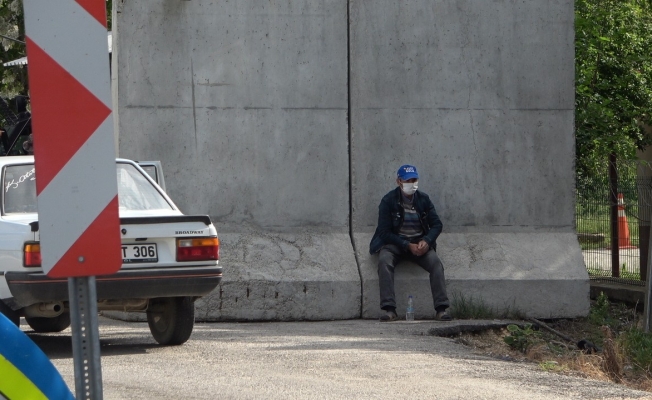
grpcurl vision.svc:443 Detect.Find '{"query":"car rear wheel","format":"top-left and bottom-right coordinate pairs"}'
top-left (25, 313), bottom-right (71, 333)
top-left (147, 297), bottom-right (195, 345)
top-left (0, 301), bottom-right (19, 327)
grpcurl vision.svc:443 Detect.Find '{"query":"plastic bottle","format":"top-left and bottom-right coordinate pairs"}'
top-left (406, 295), bottom-right (415, 321)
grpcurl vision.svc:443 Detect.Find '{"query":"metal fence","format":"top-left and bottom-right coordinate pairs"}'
top-left (576, 159), bottom-right (652, 286)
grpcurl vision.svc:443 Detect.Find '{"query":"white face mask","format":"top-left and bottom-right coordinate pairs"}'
top-left (401, 182), bottom-right (418, 195)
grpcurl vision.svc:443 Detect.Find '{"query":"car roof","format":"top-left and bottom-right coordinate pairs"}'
top-left (0, 156), bottom-right (35, 166)
top-left (0, 156), bottom-right (136, 167)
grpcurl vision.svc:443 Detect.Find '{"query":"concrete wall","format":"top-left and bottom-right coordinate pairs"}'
top-left (350, 1), bottom-right (575, 227)
top-left (115, 0), bottom-right (360, 321)
top-left (349, 1), bottom-right (587, 318)
top-left (115, 0), bottom-right (588, 320)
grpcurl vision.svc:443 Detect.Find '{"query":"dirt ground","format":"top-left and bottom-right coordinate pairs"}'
top-left (453, 303), bottom-right (652, 393)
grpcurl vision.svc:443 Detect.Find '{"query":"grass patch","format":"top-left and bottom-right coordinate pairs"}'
top-left (454, 291), bottom-right (652, 392)
top-left (450, 292), bottom-right (495, 319)
top-left (449, 292), bottom-right (524, 320)
top-left (576, 202), bottom-right (640, 251)
top-left (619, 269), bottom-right (644, 281)
top-left (621, 328), bottom-right (652, 373)
top-left (541, 294), bottom-right (649, 386)
top-left (539, 360), bottom-right (568, 373)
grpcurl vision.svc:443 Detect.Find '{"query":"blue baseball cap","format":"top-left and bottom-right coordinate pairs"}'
top-left (397, 165), bottom-right (419, 180)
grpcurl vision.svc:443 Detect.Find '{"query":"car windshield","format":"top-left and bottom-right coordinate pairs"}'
top-left (3, 163), bottom-right (174, 215)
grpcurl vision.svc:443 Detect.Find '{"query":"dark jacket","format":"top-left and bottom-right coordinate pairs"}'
top-left (369, 187), bottom-right (443, 254)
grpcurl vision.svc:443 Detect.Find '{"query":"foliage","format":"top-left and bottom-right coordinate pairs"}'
top-left (588, 292), bottom-right (612, 325)
top-left (107, 0), bottom-right (112, 31)
top-left (503, 323), bottom-right (539, 353)
top-left (0, 0), bottom-right (112, 100)
top-left (539, 360), bottom-right (567, 372)
top-left (575, 0), bottom-right (652, 179)
top-left (0, 0), bottom-right (26, 99)
top-left (454, 295), bottom-right (652, 389)
top-left (450, 292), bottom-right (496, 319)
top-left (620, 328), bottom-right (652, 372)
top-left (449, 292), bottom-right (524, 320)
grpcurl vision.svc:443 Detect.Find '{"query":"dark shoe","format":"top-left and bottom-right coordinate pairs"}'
top-left (434, 311), bottom-right (452, 321)
top-left (380, 310), bottom-right (398, 322)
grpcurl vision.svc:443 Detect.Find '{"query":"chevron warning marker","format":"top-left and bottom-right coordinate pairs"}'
top-left (24, 0), bottom-right (121, 278)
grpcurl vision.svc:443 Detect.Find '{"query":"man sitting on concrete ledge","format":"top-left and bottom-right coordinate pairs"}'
top-left (369, 164), bottom-right (451, 322)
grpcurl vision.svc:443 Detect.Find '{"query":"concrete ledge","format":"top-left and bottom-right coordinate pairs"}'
top-left (354, 232), bottom-right (590, 319)
top-left (106, 230), bottom-right (588, 322)
top-left (590, 280), bottom-right (645, 307)
top-left (195, 230), bottom-right (361, 321)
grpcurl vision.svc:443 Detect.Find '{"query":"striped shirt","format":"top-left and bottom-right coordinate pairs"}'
top-left (398, 195), bottom-right (423, 240)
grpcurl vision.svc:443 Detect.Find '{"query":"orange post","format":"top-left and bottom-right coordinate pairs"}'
top-left (617, 193), bottom-right (636, 249)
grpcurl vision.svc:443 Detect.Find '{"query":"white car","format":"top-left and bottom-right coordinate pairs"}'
top-left (0, 156), bottom-right (221, 345)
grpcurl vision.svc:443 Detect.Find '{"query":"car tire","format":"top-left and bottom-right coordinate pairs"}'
top-left (0, 300), bottom-right (20, 327)
top-left (25, 313), bottom-right (71, 333)
top-left (147, 297), bottom-right (195, 345)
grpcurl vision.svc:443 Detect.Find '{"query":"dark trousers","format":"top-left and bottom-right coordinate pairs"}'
top-left (378, 244), bottom-right (449, 311)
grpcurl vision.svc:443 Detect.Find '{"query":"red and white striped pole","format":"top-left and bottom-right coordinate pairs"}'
top-left (24, 1), bottom-right (121, 398)
top-left (24, 0), bottom-right (121, 279)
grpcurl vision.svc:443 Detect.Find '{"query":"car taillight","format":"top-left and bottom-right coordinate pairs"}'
top-left (24, 242), bottom-right (41, 267)
top-left (176, 237), bottom-right (219, 261)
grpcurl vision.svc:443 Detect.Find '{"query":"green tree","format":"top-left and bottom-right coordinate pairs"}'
top-left (0, 0), bottom-right (27, 99)
top-left (0, 0), bottom-right (112, 99)
top-left (575, 0), bottom-right (652, 178)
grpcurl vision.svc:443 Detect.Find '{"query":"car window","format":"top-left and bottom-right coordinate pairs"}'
top-left (140, 165), bottom-right (158, 183)
top-left (4, 165), bottom-right (37, 214)
top-left (2, 163), bottom-right (173, 215)
top-left (116, 163), bottom-right (174, 211)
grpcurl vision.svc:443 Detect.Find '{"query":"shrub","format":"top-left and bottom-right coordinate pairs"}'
top-left (589, 292), bottom-right (611, 325)
top-left (449, 292), bottom-right (495, 319)
top-left (504, 323), bottom-right (539, 353)
top-left (449, 292), bottom-right (524, 320)
top-left (620, 328), bottom-right (652, 372)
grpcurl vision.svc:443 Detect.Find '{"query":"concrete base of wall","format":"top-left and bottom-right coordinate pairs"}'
top-left (106, 230), bottom-right (589, 322)
top-left (194, 230), bottom-right (361, 321)
top-left (355, 232), bottom-right (590, 320)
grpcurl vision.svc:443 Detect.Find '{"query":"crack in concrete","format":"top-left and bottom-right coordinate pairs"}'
top-left (457, 8), bottom-right (481, 190)
top-left (347, 0), bottom-right (363, 319)
top-left (190, 57), bottom-right (198, 151)
top-left (233, 232), bottom-right (325, 271)
top-left (124, 105), bottom-right (193, 109)
top-left (469, 110), bottom-right (481, 185)
top-left (469, 244), bottom-right (478, 263)
top-left (197, 81), bottom-right (231, 87)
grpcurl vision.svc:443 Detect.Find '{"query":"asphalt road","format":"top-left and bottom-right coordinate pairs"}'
top-left (24, 317), bottom-right (652, 400)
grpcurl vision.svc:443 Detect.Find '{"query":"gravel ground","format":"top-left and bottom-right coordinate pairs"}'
top-left (24, 317), bottom-right (652, 400)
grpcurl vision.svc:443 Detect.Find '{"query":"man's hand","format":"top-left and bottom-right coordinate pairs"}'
top-left (408, 241), bottom-right (430, 256)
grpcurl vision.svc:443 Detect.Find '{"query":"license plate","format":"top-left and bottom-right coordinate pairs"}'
top-left (122, 243), bottom-right (158, 263)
